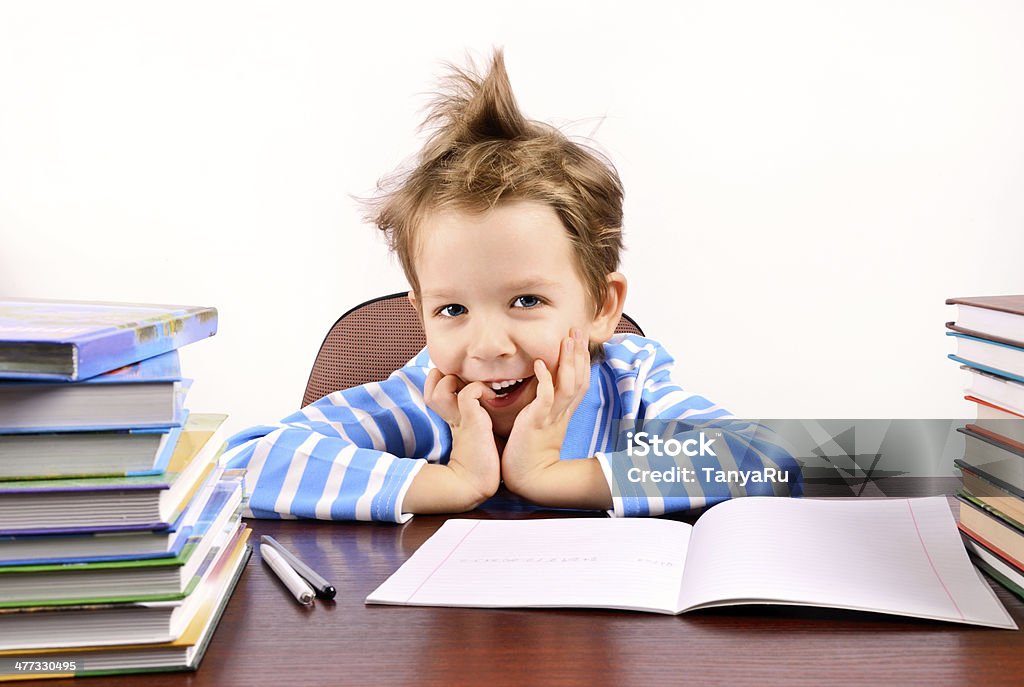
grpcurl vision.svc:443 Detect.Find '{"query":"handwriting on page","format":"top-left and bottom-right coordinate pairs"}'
top-left (402, 519), bottom-right (691, 612)
top-left (458, 557), bottom-right (598, 564)
top-left (456, 556), bottom-right (674, 566)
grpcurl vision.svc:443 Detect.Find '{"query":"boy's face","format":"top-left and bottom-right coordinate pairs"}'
top-left (411, 200), bottom-right (620, 439)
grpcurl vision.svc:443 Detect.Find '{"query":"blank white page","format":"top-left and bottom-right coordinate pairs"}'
top-left (676, 497), bottom-right (1016, 628)
top-left (366, 518), bottom-right (691, 613)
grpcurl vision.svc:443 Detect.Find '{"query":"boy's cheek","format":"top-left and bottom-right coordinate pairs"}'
top-left (424, 342), bottom-right (454, 374)
top-left (542, 333), bottom-right (575, 369)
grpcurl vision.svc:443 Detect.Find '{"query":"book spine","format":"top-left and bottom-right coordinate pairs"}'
top-left (126, 425), bottom-right (186, 477)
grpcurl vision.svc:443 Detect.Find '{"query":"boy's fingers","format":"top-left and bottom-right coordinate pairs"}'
top-left (554, 334), bottom-right (575, 408)
top-left (426, 397), bottom-right (457, 425)
top-left (456, 381), bottom-right (496, 425)
top-left (534, 358), bottom-right (555, 411)
top-left (424, 368), bottom-right (442, 402)
top-left (425, 371), bottom-right (462, 424)
top-left (458, 380), bottom-right (496, 402)
top-left (434, 374), bottom-right (464, 397)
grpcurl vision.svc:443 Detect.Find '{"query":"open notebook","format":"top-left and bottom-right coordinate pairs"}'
top-left (366, 497), bottom-right (1017, 629)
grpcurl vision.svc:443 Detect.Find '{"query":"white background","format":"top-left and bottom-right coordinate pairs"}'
top-left (2, 1), bottom-right (1022, 437)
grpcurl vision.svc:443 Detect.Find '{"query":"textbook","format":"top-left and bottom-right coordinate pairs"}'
top-left (0, 424), bottom-right (183, 480)
top-left (960, 463), bottom-right (1024, 525)
top-left (948, 332), bottom-right (1024, 384)
top-left (946, 295), bottom-right (1024, 349)
top-left (0, 539), bottom-right (251, 680)
top-left (0, 351), bottom-right (188, 433)
top-left (366, 497), bottom-right (1017, 629)
top-left (958, 496), bottom-right (1023, 569)
top-left (0, 299), bottom-right (217, 381)
top-left (0, 468), bottom-right (231, 566)
top-left (955, 426), bottom-right (1023, 497)
top-left (968, 397), bottom-right (1024, 448)
top-left (0, 414), bottom-right (227, 534)
top-left (962, 366), bottom-right (1024, 417)
top-left (0, 482), bottom-right (242, 606)
top-left (961, 534), bottom-right (1024, 601)
top-left (0, 528), bottom-right (250, 652)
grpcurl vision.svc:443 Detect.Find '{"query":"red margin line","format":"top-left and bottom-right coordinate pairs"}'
top-left (907, 500), bottom-right (964, 620)
top-left (406, 520), bottom-right (482, 604)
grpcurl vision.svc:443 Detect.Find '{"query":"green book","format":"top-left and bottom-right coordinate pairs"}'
top-left (0, 530), bottom-right (251, 674)
top-left (0, 481), bottom-right (241, 607)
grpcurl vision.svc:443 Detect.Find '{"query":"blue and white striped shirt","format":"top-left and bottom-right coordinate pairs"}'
top-left (223, 334), bottom-right (801, 522)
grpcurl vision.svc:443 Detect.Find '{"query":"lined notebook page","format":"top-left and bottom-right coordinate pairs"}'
top-left (676, 497), bottom-right (1016, 628)
top-left (366, 518), bottom-right (691, 613)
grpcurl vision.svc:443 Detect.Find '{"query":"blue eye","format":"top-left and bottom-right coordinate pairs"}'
top-left (437, 304), bottom-right (467, 318)
top-left (513, 295), bottom-right (543, 309)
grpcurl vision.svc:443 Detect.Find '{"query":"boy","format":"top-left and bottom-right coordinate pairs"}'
top-left (223, 51), bottom-right (800, 521)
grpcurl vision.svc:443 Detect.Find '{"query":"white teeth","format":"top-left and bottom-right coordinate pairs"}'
top-left (489, 378), bottom-right (524, 390)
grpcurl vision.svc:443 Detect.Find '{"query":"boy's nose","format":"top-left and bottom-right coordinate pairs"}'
top-left (466, 317), bottom-right (515, 361)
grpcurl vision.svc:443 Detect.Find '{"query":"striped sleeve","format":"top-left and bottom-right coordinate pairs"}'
top-left (221, 364), bottom-right (448, 523)
top-left (593, 336), bottom-right (802, 517)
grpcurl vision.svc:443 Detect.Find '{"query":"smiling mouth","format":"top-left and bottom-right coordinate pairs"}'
top-left (488, 377), bottom-right (530, 397)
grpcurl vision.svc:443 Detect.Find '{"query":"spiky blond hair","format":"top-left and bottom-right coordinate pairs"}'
top-left (370, 49), bottom-right (624, 315)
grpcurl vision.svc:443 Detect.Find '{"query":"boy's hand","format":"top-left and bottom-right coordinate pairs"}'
top-left (501, 328), bottom-right (590, 498)
top-left (419, 369), bottom-right (501, 509)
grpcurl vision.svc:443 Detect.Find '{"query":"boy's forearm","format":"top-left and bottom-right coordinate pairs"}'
top-left (512, 458), bottom-right (612, 510)
top-left (402, 463), bottom-right (491, 514)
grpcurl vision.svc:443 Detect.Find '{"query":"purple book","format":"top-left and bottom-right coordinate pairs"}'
top-left (0, 299), bottom-right (218, 381)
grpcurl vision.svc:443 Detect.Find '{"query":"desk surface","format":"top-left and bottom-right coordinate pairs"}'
top-left (38, 480), bottom-right (1024, 687)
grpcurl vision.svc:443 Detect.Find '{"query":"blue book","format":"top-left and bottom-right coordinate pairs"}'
top-left (0, 351), bottom-right (189, 433)
top-left (948, 332), bottom-right (1024, 384)
top-left (0, 299), bottom-right (218, 381)
top-left (0, 423), bottom-right (184, 480)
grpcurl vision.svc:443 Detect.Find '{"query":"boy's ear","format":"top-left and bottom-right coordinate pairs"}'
top-left (407, 291), bottom-right (422, 322)
top-left (589, 272), bottom-right (628, 343)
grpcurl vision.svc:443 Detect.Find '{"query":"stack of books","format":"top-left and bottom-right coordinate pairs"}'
top-left (0, 299), bottom-right (251, 680)
top-left (946, 295), bottom-right (1024, 601)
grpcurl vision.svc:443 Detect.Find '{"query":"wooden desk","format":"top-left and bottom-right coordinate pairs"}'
top-left (40, 482), bottom-right (1024, 686)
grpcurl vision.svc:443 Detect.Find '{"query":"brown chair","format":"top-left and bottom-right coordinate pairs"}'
top-left (301, 292), bottom-right (644, 407)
